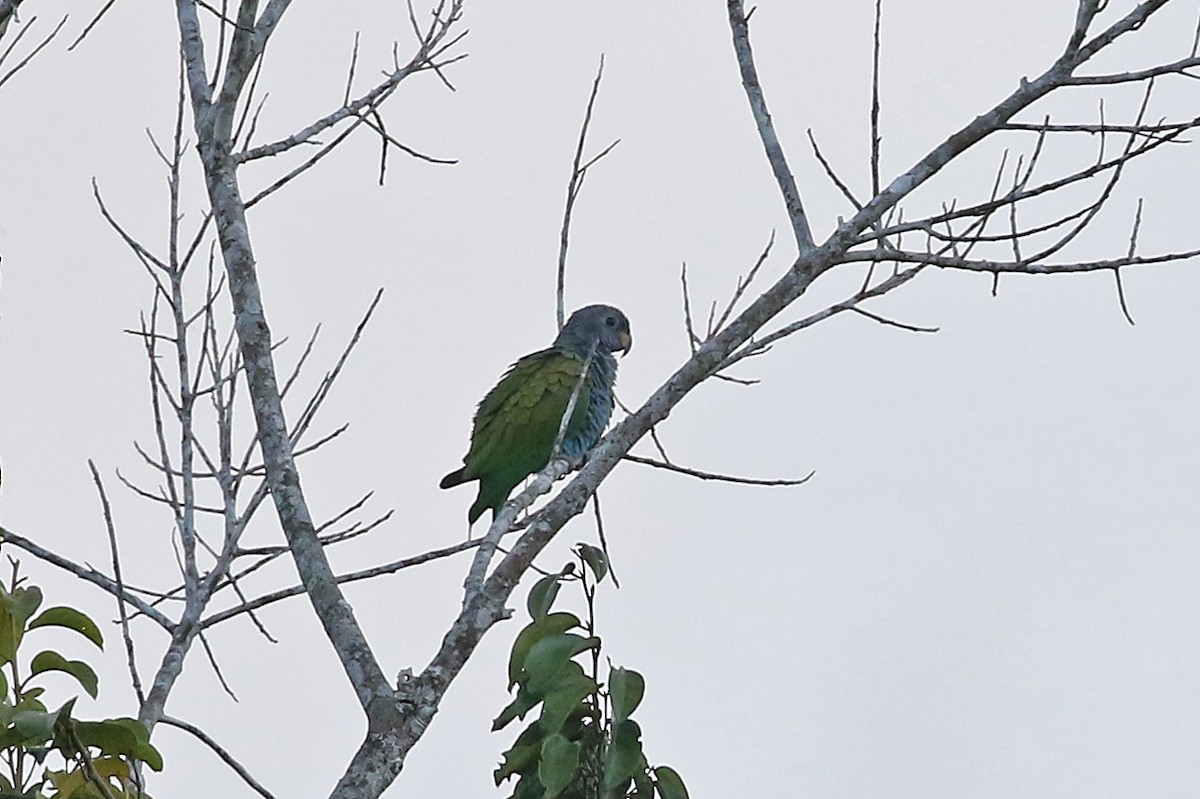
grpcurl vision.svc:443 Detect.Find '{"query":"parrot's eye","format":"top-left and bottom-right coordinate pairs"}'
top-left (605, 316), bottom-right (617, 327)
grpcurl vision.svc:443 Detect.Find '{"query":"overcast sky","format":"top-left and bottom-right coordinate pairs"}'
top-left (1, 1), bottom-right (1199, 797)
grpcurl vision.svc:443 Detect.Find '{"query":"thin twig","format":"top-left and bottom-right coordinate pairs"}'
top-left (0, 14), bottom-right (68, 89)
top-left (0, 527), bottom-right (174, 629)
top-left (624, 454), bottom-right (814, 487)
top-left (343, 31), bottom-right (360, 106)
top-left (1113, 266), bottom-right (1135, 325)
top-left (244, 118), bottom-right (365, 207)
top-left (1114, 196), bottom-right (1143, 326)
top-left (0, 9), bottom-right (35, 67)
top-left (557, 55), bottom-right (617, 331)
top-left (847, 306), bottom-right (939, 334)
top-left (88, 460), bottom-right (145, 705)
top-left (64, 725), bottom-right (118, 799)
top-left (160, 715), bottom-right (278, 799)
top-left (869, 0), bottom-right (883, 202)
top-left (66, 0), bottom-right (119, 50)
top-left (287, 289), bottom-right (384, 448)
top-left (648, 427), bottom-right (671, 463)
top-left (711, 231), bottom-right (775, 335)
top-left (724, 265), bottom-right (926, 368)
top-left (868, 245), bottom-right (1200, 274)
top-left (202, 536), bottom-right (489, 628)
top-left (807, 129), bottom-right (864, 211)
top-left (234, 10), bottom-right (467, 164)
top-left (590, 492), bottom-right (619, 589)
top-left (680, 263), bottom-right (700, 352)
top-left (198, 631), bottom-right (238, 701)
top-left (551, 344), bottom-right (596, 462)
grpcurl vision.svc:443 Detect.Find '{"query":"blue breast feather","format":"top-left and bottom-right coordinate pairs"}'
top-left (558, 349), bottom-right (617, 459)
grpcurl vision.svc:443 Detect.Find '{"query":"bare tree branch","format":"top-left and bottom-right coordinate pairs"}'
top-left (160, 715), bottom-right (277, 799)
top-left (724, 265), bottom-right (926, 369)
top-left (727, 0), bottom-right (815, 254)
top-left (200, 536), bottom-right (488, 628)
top-left (0, 13), bottom-right (67, 90)
top-left (710, 231), bottom-right (775, 336)
top-left (234, 6), bottom-right (465, 163)
top-left (808, 129), bottom-right (865, 212)
top-left (67, 0), bottom-right (115, 50)
top-left (1067, 55), bottom-right (1200, 85)
top-left (624, 454), bottom-right (815, 487)
top-left (63, 2), bottom-right (1198, 797)
top-left (869, 0), bottom-right (883, 203)
top-left (88, 460), bottom-right (145, 706)
top-left (865, 246), bottom-right (1200, 274)
top-left (557, 55), bottom-right (619, 330)
top-left (0, 526), bottom-right (174, 629)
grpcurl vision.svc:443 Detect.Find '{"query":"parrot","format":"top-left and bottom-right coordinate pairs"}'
top-left (440, 304), bottom-right (632, 524)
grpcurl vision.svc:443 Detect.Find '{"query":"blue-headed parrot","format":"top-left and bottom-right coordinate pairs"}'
top-left (440, 304), bottom-right (632, 524)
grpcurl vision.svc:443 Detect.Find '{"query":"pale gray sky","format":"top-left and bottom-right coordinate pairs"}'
top-left (1, 1), bottom-right (1199, 797)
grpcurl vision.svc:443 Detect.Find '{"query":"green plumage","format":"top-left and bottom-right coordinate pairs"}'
top-left (440, 305), bottom-right (632, 524)
top-left (442, 349), bottom-right (590, 523)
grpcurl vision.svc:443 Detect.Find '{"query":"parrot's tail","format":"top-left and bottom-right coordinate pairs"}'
top-left (439, 468), bottom-right (466, 489)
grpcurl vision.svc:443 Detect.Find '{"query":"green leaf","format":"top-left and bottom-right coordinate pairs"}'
top-left (631, 767), bottom-right (656, 799)
top-left (608, 667), bottom-right (645, 724)
top-left (538, 733), bottom-right (581, 798)
top-left (492, 687), bottom-right (542, 732)
top-left (602, 719), bottom-right (645, 791)
top-left (25, 744), bottom-right (51, 764)
top-left (9, 583), bottom-right (43, 623)
top-left (106, 716), bottom-right (151, 744)
top-left (90, 754), bottom-right (134, 785)
top-left (577, 544), bottom-right (608, 584)
top-left (538, 672), bottom-right (598, 735)
top-left (526, 575), bottom-right (562, 621)
top-left (523, 634), bottom-right (599, 690)
top-left (73, 720), bottom-right (139, 756)
top-left (102, 717), bottom-right (162, 768)
top-left (10, 587), bottom-right (44, 626)
top-left (46, 766), bottom-right (89, 797)
top-left (653, 766), bottom-right (689, 799)
top-left (29, 607), bottom-right (104, 649)
top-left (136, 738), bottom-right (165, 772)
top-left (0, 586), bottom-right (42, 665)
top-left (496, 723), bottom-right (550, 786)
top-left (508, 613), bottom-right (581, 689)
top-left (495, 742), bottom-right (541, 784)
top-left (12, 708), bottom-right (55, 742)
top-left (0, 630), bottom-right (16, 667)
top-left (512, 773), bottom-right (545, 799)
top-left (16, 687), bottom-right (46, 709)
top-left (30, 651), bottom-right (99, 699)
top-left (534, 659), bottom-right (593, 701)
top-left (0, 726), bottom-right (33, 749)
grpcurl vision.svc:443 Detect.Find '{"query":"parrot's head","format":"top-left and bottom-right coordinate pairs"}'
top-left (558, 304), bottom-right (632, 357)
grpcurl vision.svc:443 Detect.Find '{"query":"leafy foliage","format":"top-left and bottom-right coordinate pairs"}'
top-left (0, 559), bottom-right (162, 798)
top-left (494, 548), bottom-right (689, 799)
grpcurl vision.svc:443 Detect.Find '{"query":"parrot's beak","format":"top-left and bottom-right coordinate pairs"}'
top-left (618, 331), bottom-right (632, 356)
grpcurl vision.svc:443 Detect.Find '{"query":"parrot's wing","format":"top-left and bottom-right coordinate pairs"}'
top-left (466, 348), bottom-right (590, 483)
top-left (458, 347), bottom-right (591, 522)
